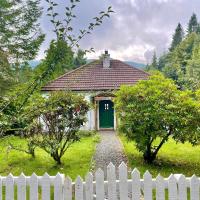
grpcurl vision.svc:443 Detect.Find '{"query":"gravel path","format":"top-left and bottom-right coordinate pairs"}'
top-left (93, 131), bottom-right (128, 178)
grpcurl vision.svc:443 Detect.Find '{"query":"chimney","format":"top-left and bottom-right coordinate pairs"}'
top-left (103, 50), bottom-right (110, 68)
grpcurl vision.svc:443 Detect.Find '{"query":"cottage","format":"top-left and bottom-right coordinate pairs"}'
top-left (42, 51), bottom-right (149, 130)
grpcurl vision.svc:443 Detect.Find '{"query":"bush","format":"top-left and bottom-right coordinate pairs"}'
top-left (115, 74), bottom-right (200, 163)
top-left (24, 91), bottom-right (89, 165)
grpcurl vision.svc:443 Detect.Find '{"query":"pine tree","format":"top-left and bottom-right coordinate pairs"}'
top-left (170, 23), bottom-right (184, 51)
top-left (73, 49), bottom-right (87, 68)
top-left (187, 13), bottom-right (198, 34)
top-left (0, 50), bottom-right (14, 96)
top-left (151, 52), bottom-right (158, 70)
top-left (146, 52), bottom-right (158, 71)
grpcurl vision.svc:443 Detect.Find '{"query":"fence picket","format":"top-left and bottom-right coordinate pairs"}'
top-left (177, 175), bottom-right (187, 200)
top-left (168, 174), bottom-right (177, 200)
top-left (190, 175), bottom-right (199, 200)
top-left (144, 171), bottom-right (152, 200)
top-left (54, 173), bottom-right (63, 200)
top-left (95, 168), bottom-right (104, 200)
top-left (6, 173), bottom-right (14, 200)
top-left (30, 173), bottom-right (38, 200)
top-left (131, 168), bottom-right (141, 200)
top-left (107, 163), bottom-right (117, 200)
top-left (119, 162), bottom-right (128, 200)
top-left (0, 176), bottom-right (2, 200)
top-left (75, 176), bottom-right (83, 200)
top-left (17, 173), bottom-right (26, 200)
top-left (63, 177), bottom-right (72, 200)
top-left (1, 162), bottom-right (200, 200)
top-left (156, 175), bottom-right (165, 200)
top-left (41, 173), bottom-right (50, 200)
top-left (85, 172), bottom-right (93, 200)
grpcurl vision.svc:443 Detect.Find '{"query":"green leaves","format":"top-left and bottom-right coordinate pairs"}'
top-left (24, 92), bottom-right (89, 164)
top-left (115, 73), bottom-right (200, 163)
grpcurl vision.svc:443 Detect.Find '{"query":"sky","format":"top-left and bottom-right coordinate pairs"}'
top-left (37, 0), bottom-right (200, 64)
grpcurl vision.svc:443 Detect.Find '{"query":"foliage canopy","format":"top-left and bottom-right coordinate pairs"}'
top-left (115, 74), bottom-right (200, 163)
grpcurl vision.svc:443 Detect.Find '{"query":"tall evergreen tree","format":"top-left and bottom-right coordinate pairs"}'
top-left (152, 52), bottom-right (157, 69)
top-left (146, 52), bottom-right (158, 71)
top-left (0, 50), bottom-right (14, 96)
top-left (0, 0), bottom-right (45, 82)
top-left (34, 39), bottom-right (74, 84)
top-left (187, 13), bottom-right (198, 34)
top-left (73, 49), bottom-right (87, 68)
top-left (169, 23), bottom-right (184, 51)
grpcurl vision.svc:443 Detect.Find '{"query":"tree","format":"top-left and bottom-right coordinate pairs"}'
top-left (34, 39), bottom-right (74, 83)
top-left (0, 0), bottom-right (114, 114)
top-left (169, 23), bottom-right (184, 51)
top-left (185, 42), bottom-right (200, 90)
top-left (0, 0), bottom-right (45, 81)
top-left (115, 74), bottom-right (200, 163)
top-left (23, 92), bottom-right (89, 165)
top-left (146, 52), bottom-right (158, 71)
top-left (0, 50), bottom-right (14, 96)
top-left (157, 53), bottom-right (168, 71)
top-left (187, 13), bottom-right (198, 34)
top-left (73, 49), bottom-right (87, 68)
top-left (163, 33), bottom-right (198, 88)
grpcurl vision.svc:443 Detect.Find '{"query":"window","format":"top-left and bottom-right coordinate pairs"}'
top-left (104, 103), bottom-right (109, 110)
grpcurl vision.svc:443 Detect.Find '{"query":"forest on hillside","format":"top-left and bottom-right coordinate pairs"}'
top-left (147, 13), bottom-right (200, 91)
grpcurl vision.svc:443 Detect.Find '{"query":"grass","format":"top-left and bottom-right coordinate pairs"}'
top-left (0, 132), bottom-right (100, 180)
top-left (119, 134), bottom-right (200, 177)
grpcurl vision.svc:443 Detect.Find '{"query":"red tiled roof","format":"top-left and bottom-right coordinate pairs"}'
top-left (42, 59), bottom-right (149, 91)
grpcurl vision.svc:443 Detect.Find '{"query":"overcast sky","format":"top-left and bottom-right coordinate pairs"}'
top-left (37, 0), bottom-right (200, 64)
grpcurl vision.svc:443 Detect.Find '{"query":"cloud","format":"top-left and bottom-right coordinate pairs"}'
top-left (37, 0), bottom-right (200, 64)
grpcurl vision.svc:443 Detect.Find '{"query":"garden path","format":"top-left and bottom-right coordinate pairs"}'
top-left (93, 131), bottom-right (128, 178)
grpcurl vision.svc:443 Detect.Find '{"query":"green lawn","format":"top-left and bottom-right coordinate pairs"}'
top-left (0, 133), bottom-right (99, 180)
top-left (120, 135), bottom-right (200, 177)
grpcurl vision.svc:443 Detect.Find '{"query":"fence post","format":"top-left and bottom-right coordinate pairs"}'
top-left (0, 176), bottom-right (2, 200)
top-left (17, 173), bottom-right (26, 200)
top-left (168, 174), bottom-right (178, 200)
top-left (85, 172), bottom-right (93, 200)
top-left (41, 173), bottom-right (51, 200)
top-left (177, 175), bottom-right (187, 200)
top-left (190, 175), bottom-right (199, 200)
top-left (63, 177), bottom-right (72, 200)
top-left (6, 173), bottom-right (14, 200)
top-left (144, 171), bottom-right (152, 200)
top-left (95, 168), bottom-right (104, 200)
top-left (75, 176), bottom-right (83, 200)
top-left (156, 175), bottom-right (165, 200)
top-left (54, 173), bottom-right (63, 200)
top-left (119, 162), bottom-right (128, 200)
top-left (131, 168), bottom-right (141, 200)
top-left (30, 173), bottom-right (38, 200)
top-left (107, 163), bottom-right (117, 200)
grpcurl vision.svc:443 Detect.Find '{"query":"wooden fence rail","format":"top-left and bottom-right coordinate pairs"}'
top-left (0, 162), bottom-right (199, 200)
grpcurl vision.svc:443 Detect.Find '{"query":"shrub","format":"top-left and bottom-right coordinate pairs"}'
top-left (24, 91), bottom-right (89, 165)
top-left (115, 74), bottom-right (200, 163)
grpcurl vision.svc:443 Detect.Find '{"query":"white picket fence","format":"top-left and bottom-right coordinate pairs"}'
top-left (0, 162), bottom-right (200, 200)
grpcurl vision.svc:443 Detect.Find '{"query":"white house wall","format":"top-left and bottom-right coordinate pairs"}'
top-left (42, 92), bottom-right (116, 131)
top-left (81, 93), bottom-right (95, 130)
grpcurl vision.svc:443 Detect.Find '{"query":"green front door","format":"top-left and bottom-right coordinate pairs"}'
top-left (99, 100), bottom-right (114, 129)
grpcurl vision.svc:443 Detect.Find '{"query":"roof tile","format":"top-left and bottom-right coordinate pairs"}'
top-left (42, 59), bottom-right (149, 91)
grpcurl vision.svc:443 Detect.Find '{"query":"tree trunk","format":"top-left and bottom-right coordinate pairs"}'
top-left (143, 150), bottom-right (156, 164)
top-left (143, 133), bottom-right (171, 164)
top-left (52, 152), bottom-right (62, 165)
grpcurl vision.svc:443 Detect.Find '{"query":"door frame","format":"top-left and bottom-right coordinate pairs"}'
top-left (96, 98), bottom-right (116, 130)
top-left (99, 100), bottom-right (114, 129)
